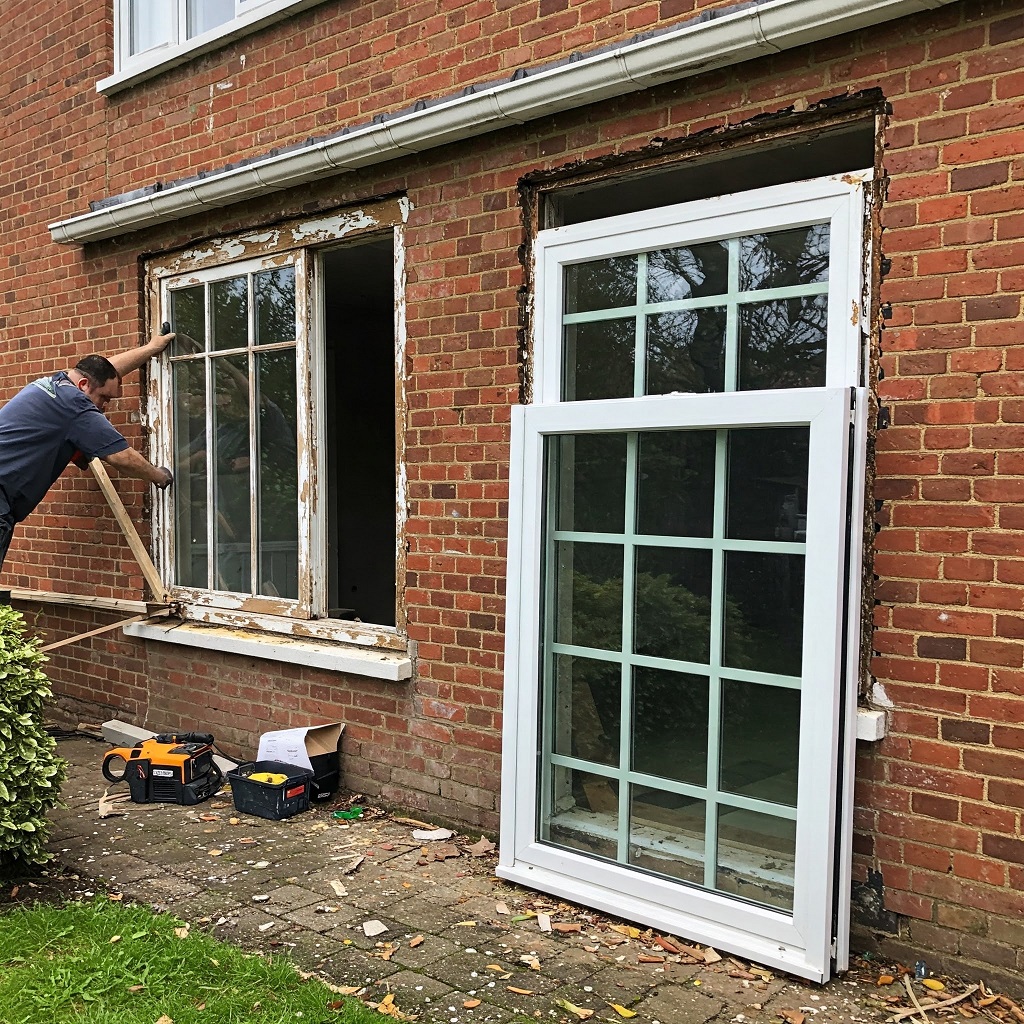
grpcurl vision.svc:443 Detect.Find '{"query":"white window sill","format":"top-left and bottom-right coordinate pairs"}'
top-left (100, 0), bottom-right (329, 95)
top-left (123, 620), bottom-right (413, 682)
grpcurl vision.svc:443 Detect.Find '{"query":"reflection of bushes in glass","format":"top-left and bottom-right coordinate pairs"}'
top-left (565, 569), bottom-right (757, 668)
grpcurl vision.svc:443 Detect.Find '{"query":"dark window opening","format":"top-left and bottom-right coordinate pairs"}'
top-left (544, 120), bottom-right (876, 228)
top-left (323, 240), bottom-right (397, 627)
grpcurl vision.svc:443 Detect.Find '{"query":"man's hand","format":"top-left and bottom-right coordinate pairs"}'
top-left (155, 467), bottom-right (174, 490)
top-left (151, 331), bottom-right (175, 355)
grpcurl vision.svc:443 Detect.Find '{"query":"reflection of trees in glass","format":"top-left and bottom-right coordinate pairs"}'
top-left (563, 319), bottom-right (635, 401)
top-left (739, 295), bottom-right (827, 391)
top-left (171, 286), bottom-right (206, 351)
top-left (256, 267), bottom-right (296, 346)
top-left (648, 242), bottom-right (729, 301)
top-left (739, 225), bottom-right (829, 290)
top-left (645, 308), bottom-right (726, 394)
top-left (565, 255), bottom-right (637, 314)
top-left (211, 276), bottom-right (248, 351)
top-left (257, 350), bottom-right (299, 592)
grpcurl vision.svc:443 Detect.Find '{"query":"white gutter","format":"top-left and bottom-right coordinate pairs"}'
top-left (50, 0), bottom-right (955, 245)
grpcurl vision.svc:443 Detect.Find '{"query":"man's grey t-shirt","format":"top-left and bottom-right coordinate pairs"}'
top-left (0, 372), bottom-right (128, 522)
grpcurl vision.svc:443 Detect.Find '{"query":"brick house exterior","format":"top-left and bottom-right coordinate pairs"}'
top-left (1, 0), bottom-right (1022, 988)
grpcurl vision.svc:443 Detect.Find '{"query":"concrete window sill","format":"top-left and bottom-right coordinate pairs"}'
top-left (123, 620), bottom-right (413, 682)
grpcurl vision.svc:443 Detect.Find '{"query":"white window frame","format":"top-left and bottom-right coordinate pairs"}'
top-left (534, 174), bottom-right (869, 403)
top-left (101, 0), bottom-right (331, 95)
top-left (499, 173), bottom-right (872, 982)
top-left (142, 203), bottom-right (410, 657)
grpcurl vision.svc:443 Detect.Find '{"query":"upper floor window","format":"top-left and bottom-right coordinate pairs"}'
top-left (102, 0), bottom-right (329, 94)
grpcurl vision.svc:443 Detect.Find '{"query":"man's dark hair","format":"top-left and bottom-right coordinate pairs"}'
top-left (74, 355), bottom-right (119, 387)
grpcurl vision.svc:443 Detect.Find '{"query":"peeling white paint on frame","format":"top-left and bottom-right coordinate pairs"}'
top-left (145, 199), bottom-right (412, 653)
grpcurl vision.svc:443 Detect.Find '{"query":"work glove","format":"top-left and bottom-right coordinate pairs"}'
top-left (155, 467), bottom-right (174, 489)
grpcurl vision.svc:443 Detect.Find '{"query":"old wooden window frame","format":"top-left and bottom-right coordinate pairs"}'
top-left (144, 199), bottom-right (410, 653)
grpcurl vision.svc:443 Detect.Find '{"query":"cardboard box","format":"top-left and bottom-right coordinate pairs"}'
top-left (257, 723), bottom-right (343, 803)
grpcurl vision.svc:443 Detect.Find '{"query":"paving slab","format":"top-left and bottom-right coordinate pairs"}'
top-left (32, 735), bottom-right (988, 1024)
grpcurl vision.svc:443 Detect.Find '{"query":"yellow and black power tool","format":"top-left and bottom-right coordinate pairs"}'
top-left (102, 733), bottom-right (224, 805)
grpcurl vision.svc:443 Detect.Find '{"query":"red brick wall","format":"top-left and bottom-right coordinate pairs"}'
top-left (3, 0), bottom-right (1024, 980)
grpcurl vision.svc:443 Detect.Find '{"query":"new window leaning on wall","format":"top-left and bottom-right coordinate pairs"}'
top-left (145, 200), bottom-right (408, 648)
top-left (500, 173), bottom-right (872, 982)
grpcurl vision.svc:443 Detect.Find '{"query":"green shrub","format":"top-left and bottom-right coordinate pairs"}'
top-left (0, 605), bottom-right (66, 874)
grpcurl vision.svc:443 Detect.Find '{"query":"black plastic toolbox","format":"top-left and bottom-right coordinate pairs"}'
top-left (226, 760), bottom-right (314, 820)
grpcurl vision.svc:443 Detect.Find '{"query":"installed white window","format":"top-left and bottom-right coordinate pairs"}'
top-left (144, 203), bottom-right (408, 657)
top-left (103, 0), bottom-right (329, 93)
top-left (500, 174), bottom-right (870, 982)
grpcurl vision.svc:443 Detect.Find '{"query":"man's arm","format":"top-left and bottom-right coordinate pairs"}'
top-left (107, 331), bottom-right (175, 377)
top-left (102, 448), bottom-right (173, 488)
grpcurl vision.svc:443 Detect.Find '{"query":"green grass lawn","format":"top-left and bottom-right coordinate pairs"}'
top-left (0, 896), bottom-right (382, 1024)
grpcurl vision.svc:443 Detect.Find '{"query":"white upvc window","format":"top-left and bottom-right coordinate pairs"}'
top-left (500, 173), bottom-right (872, 982)
top-left (102, 0), bottom-right (330, 94)
top-left (140, 202), bottom-right (410, 666)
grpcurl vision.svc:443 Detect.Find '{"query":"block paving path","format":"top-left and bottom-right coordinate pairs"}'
top-left (39, 737), bottom-right (929, 1024)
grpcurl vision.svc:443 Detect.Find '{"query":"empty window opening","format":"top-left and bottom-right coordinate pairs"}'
top-left (545, 120), bottom-right (876, 228)
top-left (322, 241), bottom-right (398, 628)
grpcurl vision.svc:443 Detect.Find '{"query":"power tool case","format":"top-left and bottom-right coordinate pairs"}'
top-left (102, 733), bottom-right (224, 805)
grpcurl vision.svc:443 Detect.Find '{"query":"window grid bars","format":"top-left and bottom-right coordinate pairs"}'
top-left (541, 425), bottom-right (804, 894)
top-left (561, 280), bottom-right (828, 326)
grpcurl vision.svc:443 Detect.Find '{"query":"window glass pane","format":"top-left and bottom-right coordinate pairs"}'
top-left (636, 430), bottom-right (715, 537)
top-left (187, 0), bottom-right (234, 37)
top-left (633, 547), bottom-right (713, 663)
top-left (727, 427), bottom-right (809, 541)
top-left (541, 768), bottom-right (618, 860)
top-left (554, 434), bottom-right (626, 534)
top-left (645, 308), bottom-right (726, 395)
top-left (255, 267), bottom-right (296, 346)
top-left (738, 225), bottom-right (829, 291)
top-left (739, 295), bottom-right (827, 391)
top-left (647, 242), bottom-right (729, 301)
top-left (130, 0), bottom-right (174, 55)
top-left (172, 360), bottom-right (208, 588)
top-left (562, 319), bottom-right (634, 401)
top-left (629, 786), bottom-right (705, 884)
top-left (720, 679), bottom-right (800, 806)
top-left (723, 552), bottom-right (804, 676)
top-left (256, 349), bottom-right (298, 600)
top-left (717, 804), bottom-right (795, 911)
top-left (565, 256), bottom-right (637, 314)
top-left (170, 285), bottom-right (206, 355)
top-left (211, 276), bottom-right (248, 351)
top-left (552, 653), bottom-right (621, 768)
top-left (553, 541), bottom-right (623, 653)
top-left (212, 355), bottom-right (251, 593)
top-left (632, 667), bottom-right (708, 785)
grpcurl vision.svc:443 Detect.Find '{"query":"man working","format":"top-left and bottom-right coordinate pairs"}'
top-left (0, 332), bottom-right (175, 572)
